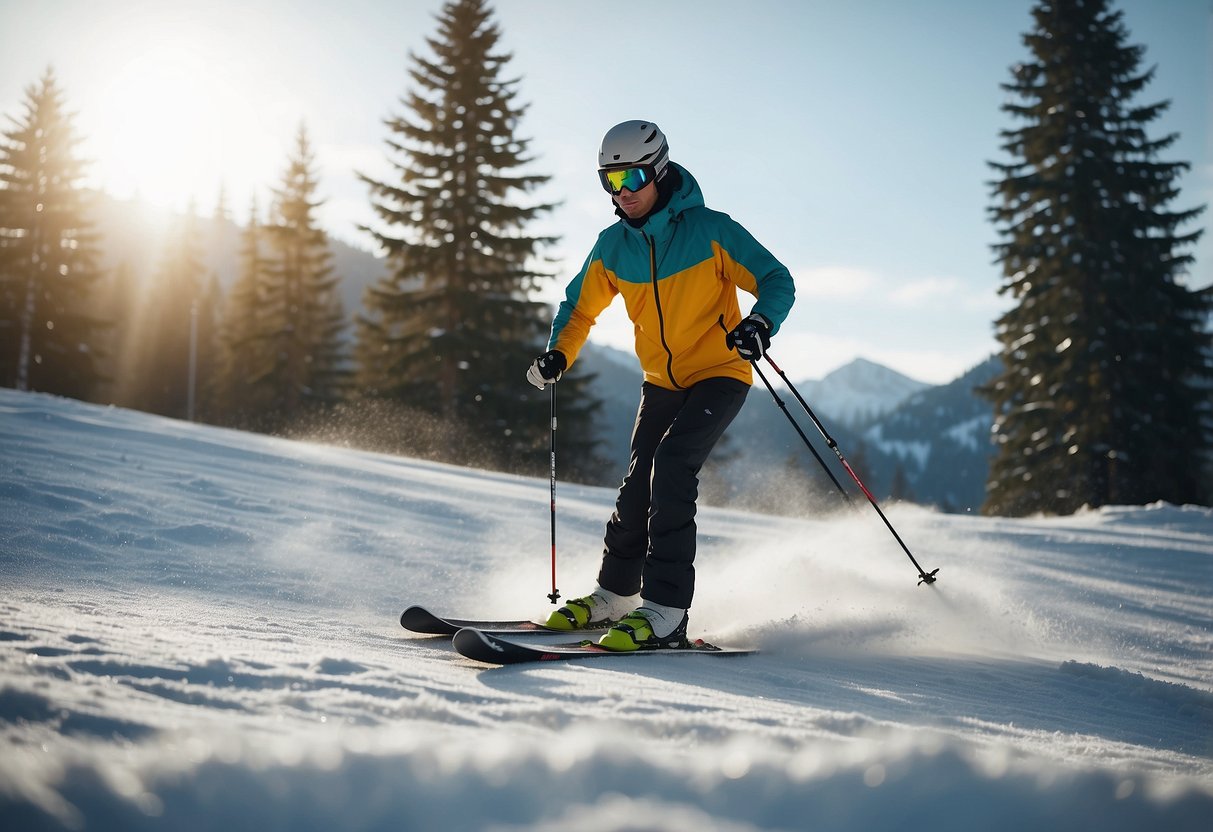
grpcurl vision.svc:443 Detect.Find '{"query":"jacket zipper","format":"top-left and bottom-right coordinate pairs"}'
top-left (647, 233), bottom-right (684, 389)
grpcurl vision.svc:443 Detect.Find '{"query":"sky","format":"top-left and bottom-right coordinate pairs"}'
top-left (0, 0), bottom-right (1209, 384)
top-left (2, 386), bottom-right (1212, 828)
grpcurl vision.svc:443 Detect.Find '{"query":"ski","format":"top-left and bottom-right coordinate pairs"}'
top-left (452, 627), bottom-right (756, 665)
top-left (399, 605), bottom-right (608, 636)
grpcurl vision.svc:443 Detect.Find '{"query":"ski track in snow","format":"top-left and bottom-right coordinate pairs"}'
top-left (1, 387), bottom-right (1211, 831)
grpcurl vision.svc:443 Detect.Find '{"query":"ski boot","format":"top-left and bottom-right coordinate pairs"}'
top-left (597, 603), bottom-right (689, 652)
top-left (544, 587), bottom-right (637, 631)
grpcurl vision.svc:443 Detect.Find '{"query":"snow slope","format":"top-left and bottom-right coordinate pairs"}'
top-left (1, 387), bottom-right (1211, 831)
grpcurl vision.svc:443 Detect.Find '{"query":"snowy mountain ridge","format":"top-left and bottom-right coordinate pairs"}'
top-left (790, 356), bottom-right (931, 426)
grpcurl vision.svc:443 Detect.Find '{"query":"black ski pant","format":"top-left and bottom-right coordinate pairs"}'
top-left (597, 377), bottom-right (749, 609)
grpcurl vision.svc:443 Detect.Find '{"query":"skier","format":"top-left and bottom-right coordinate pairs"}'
top-left (526, 120), bottom-right (796, 651)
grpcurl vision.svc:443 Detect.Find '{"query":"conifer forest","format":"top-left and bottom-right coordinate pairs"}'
top-left (1, 0), bottom-right (1208, 514)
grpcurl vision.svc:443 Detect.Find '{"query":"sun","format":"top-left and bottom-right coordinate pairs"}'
top-left (89, 43), bottom-right (256, 212)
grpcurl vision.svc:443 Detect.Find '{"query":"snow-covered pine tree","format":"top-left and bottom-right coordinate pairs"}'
top-left (0, 68), bottom-right (107, 400)
top-left (356, 0), bottom-right (601, 476)
top-left (983, 0), bottom-right (1211, 516)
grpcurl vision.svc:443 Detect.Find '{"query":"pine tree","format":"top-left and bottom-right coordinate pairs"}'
top-left (209, 182), bottom-right (238, 283)
top-left (889, 463), bottom-right (914, 504)
top-left (213, 182), bottom-right (232, 226)
top-left (213, 194), bottom-right (271, 426)
top-left (96, 260), bottom-right (138, 404)
top-left (255, 124), bottom-right (347, 430)
top-left (192, 273), bottom-right (222, 422)
top-left (983, 0), bottom-right (1211, 516)
top-left (0, 68), bottom-right (107, 399)
top-left (135, 204), bottom-right (209, 419)
top-left (356, 0), bottom-right (601, 475)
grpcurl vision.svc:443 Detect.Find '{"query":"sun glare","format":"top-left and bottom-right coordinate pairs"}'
top-left (91, 44), bottom-right (246, 211)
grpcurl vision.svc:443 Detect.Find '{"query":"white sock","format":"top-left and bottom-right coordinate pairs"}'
top-left (591, 585), bottom-right (639, 619)
top-left (637, 599), bottom-right (687, 638)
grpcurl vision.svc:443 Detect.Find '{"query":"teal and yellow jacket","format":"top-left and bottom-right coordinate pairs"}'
top-left (549, 163), bottom-right (795, 390)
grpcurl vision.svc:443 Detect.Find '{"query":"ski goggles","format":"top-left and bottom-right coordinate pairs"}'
top-left (599, 164), bottom-right (657, 195)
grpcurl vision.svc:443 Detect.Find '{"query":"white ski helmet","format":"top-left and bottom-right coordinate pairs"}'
top-left (598, 120), bottom-right (670, 175)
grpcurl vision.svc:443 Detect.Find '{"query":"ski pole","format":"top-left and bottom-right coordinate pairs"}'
top-left (717, 316), bottom-right (851, 500)
top-left (761, 351), bottom-right (939, 586)
top-left (547, 382), bottom-right (560, 604)
top-left (754, 353), bottom-right (853, 502)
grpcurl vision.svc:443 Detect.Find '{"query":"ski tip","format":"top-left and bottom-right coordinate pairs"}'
top-left (399, 605), bottom-right (459, 635)
top-left (918, 568), bottom-right (940, 586)
top-left (451, 626), bottom-right (492, 655)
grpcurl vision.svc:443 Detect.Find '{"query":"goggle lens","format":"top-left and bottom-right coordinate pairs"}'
top-left (600, 166), bottom-right (652, 194)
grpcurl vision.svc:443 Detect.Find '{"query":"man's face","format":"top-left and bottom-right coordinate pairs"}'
top-left (613, 178), bottom-right (658, 219)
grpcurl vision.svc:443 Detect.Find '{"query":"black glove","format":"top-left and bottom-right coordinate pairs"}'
top-left (526, 350), bottom-right (567, 389)
top-left (726, 313), bottom-right (772, 361)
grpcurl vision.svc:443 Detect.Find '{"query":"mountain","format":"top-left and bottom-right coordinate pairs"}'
top-left (572, 345), bottom-right (1001, 514)
top-left (703, 357), bottom-right (952, 512)
top-left (859, 356), bottom-right (1001, 512)
top-left (788, 358), bottom-right (931, 426)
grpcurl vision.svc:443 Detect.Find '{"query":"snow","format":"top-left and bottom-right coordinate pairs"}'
top-left (864, 423), bottom-right (933, 470)
top-left (945, 414), bottom-right (990, 452)
top-left (1, 387), bottom-right (1211, 831)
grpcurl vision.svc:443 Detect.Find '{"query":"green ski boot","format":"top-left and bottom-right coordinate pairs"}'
top-left (544, 587), bottom-right (637, 631)
top-left (598, 605), bottom-right (689, 652)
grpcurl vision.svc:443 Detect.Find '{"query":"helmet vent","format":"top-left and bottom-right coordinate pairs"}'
top-left (599, 120), bottom-right (668, 172)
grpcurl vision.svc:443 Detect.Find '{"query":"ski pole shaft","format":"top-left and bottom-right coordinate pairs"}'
top-left (761, 353), bottom-right (939, 586)
top-left (718, 315), bottom-right (850, 500)
top-left (752, 358), bottom-right (853, 502)
top-left (547, 382), bottom-right (560, 604)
